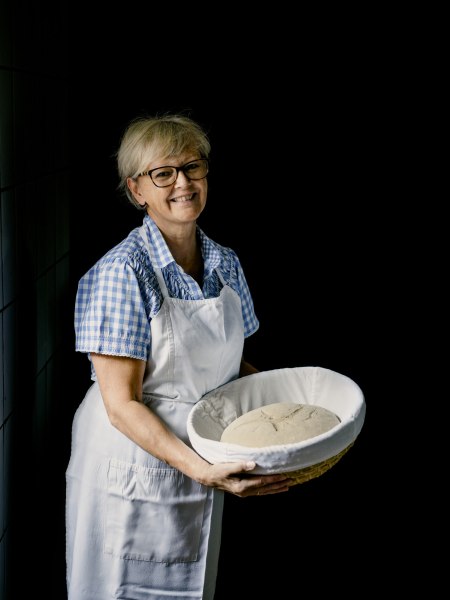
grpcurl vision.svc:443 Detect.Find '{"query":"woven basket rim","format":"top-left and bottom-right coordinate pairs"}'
top-left (283, 442), bottom-right (354, 485)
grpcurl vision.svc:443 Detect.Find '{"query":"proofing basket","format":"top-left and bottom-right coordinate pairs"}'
top-left (187, 366), bottom-right (366, 485)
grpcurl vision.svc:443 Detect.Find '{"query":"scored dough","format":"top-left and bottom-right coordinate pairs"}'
top-left (220, 402), bottom-right (340, 447)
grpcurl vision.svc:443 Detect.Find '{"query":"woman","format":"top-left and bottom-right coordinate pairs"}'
top-left (66, 113), bottom-right (291, 600)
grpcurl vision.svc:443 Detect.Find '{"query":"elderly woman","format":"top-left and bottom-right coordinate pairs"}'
top-left (66, 113), bottom-right (290, 600)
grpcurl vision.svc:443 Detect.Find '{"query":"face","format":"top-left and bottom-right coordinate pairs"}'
top-left (127, 152), bottom-right (208, 233)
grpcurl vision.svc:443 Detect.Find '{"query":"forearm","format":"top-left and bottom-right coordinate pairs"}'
top-left (109, 397), bottom-right (211, 484)
top-left (92, 353), bottom-right (210, 483)
top-left (103, 378), bottom-right (291, 498)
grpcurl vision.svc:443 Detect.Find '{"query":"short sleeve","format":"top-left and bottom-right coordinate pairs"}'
top-left (75, 257), bottom-right (150, 360)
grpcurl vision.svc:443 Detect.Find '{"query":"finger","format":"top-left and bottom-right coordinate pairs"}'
top-left (254, 482), bottom-right (291, 496)
top-left (227, 460), bottom-right (256, 475)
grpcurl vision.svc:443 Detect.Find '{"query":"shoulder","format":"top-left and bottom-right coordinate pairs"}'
top-left (98, 227), bottom-right (147, 266)
top-left (82, 227), bottom-right (153, 283)
top-left (75, 226), bottom-right (163, 321)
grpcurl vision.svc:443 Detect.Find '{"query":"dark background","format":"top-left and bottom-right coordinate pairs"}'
top-left (66, 15), bottom-right (394, 599)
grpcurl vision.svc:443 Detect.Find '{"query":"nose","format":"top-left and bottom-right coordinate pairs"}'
top-left (174, 169), bottom-right (190, 185)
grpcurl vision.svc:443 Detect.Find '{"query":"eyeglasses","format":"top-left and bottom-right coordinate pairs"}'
top-left (138, 158), bottom-right (209, 188)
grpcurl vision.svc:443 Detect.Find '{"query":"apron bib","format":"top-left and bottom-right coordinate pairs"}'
top-left (66, 226), bottom-right (244, 600)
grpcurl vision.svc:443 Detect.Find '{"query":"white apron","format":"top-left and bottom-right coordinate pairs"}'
top-left (66, 226), bottom-right (245, 600)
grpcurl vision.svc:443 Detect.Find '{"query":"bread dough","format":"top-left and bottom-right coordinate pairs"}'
top-left (220, 402), bottom-right (340, 447)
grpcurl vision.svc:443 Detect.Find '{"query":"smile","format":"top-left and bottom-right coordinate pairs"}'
top-left (170, 194), bottom-right (194, 203)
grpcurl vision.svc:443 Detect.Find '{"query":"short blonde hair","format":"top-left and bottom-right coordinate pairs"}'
top-left (116, 113), bottom-right (211, 209)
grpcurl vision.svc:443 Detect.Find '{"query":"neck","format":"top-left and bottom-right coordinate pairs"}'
top-left (160, 224), bottom-right (203, 284)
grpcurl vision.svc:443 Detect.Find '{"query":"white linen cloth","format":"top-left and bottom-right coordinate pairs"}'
top-left (187, 366), bottom-right (365, 474)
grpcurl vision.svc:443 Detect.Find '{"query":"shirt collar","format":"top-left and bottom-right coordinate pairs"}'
top-left (143, 215), bottom-right (222, 276)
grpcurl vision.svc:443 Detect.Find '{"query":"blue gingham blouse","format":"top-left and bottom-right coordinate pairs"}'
top-left (75, 215), bottom-right (259, 371)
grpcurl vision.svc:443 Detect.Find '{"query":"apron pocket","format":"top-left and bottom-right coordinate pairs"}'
top-left (104, 458), bottom-right (207, 563)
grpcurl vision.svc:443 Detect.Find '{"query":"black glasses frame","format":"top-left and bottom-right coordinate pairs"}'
top-left (138, 158), bottom-right (209, 188)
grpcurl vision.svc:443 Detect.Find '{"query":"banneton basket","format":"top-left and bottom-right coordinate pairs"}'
top-left (187, 366), bottom-right (366, 485)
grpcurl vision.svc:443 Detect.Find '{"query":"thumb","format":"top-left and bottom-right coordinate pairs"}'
top-left (227, 461), bottom-right (257, 475)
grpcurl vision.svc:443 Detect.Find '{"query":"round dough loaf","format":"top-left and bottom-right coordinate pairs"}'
top-left (220, 402), bottom-right (340, 447)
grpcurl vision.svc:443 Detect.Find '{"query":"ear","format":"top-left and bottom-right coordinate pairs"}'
top-left (127, 177), bottom-right (146, 207)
